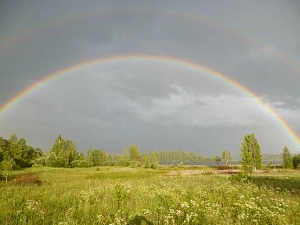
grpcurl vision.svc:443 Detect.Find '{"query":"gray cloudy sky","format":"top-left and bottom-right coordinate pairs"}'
top-left (0, 0), bottom-right (300, 155)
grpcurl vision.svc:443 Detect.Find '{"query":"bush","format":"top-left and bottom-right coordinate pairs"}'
top-left (293, 154), bottom-right (300, 169)
top-left (32, 163), bottom-right (44, 168)
top-left (122, 161), bottom-right (131, 167)
top-left (230, 172), bottom-right (249, 182)
top-left (34, 157), bottom-right (46, 166)
top-left (71, 160), bottom-right (89, 168)
top-left (45, 152), bottom-right (59, 167)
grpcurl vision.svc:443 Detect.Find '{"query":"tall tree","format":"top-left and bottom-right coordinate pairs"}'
top-left (151, 150), bottom-right (159, 169)
top-left (64, 140), bottom-right (78, 166)
top-left (222, 150), bottom-right (231, 166)
top-left (0, 137), bottom-right (9, 162)
top-left (122, 147), bottom-right (128, 160)
top-left (214, 155), bottom-right (221, 166)
top-left (8, 134), bottom-right (22, 167)
top-left (46, 152), bottom-right (58, 167)
top-left (106, 153), bottom-right (112, 165)
top-left (49, 135), bottom-right (78, 167)
top-left (1, 155), bottom-right (15, 183)
top-left (129, 144), bottom-right (140, 162)
top-left (50, 135), bottom-right (64, 156)
top-left (282, 146), bottom-right (293, 169)
top-left (144, 154), bottom-right (150, 168)
top-left (92, 149), bottom-right (106, 166)
top-left (240, 133), bottom-right (262, 173)
top-left (87, 148), bottom-right (94, 166)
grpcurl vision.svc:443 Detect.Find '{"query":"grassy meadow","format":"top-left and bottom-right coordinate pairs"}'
top-left (1, 166), bottom-right (300, 225)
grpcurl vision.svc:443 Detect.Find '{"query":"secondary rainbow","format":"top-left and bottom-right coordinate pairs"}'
top-left (1, 8), bottom-right (300, 76)
top-left (0, 54), bottom-right (299, 147)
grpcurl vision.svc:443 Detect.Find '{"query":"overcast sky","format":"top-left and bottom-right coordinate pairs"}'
top-left (0, 0), bottom-right (300, 155)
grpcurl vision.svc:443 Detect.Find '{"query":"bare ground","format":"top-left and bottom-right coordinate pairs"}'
top-left (165, 169), bottom-right (267, 176)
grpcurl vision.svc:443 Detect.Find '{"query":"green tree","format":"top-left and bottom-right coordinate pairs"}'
top-left (50, 135), bottom-right (64, 156)
top-left (49, 135), bottom-right (78, 167)
top-left (240, 133), bottom-right (262, 173)
top-left (8, 134), bottom-right (22, 168)
top-left (79, 152), bottom-right (85, 160)
top-left (222, 150), bottom-right (231, 166)
top-left (64, 140), bottom-right (78, 166)
top-left (1, 155), bottom-right (15, 183)
top-left (33, 147), bottom-right (43, 159)
top-left (123, 147), bottom-right (128, 160)
top-left (45, 152), bottom-right (58, 167)
top-left (293, 154), bottom-right (300, 169)
top-left (214, 155), bottom-right (221, 166)
top-left (144, 154), bottom-right (150, 168)
top-left (87, 148), bottom-right (94, 166)
top-left (0, 135), bottom-right (43, 168)
top-left (106, 153), bottom-right (112, 166)
top-left (92, 149), bottom-right (106, 166)
top-left (8, 134), bottom-right (18, 144)
top-left (151, 150), bottom-right (159, 169)
top-left (129, 144), bottom-right (140, 162)
top-left (282, 146), bottom-right (293, 169)
top-left (0, 137), bottom-right (9, 162)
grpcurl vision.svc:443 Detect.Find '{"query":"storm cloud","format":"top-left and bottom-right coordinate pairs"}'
top-left (0, 0), bottom-right (300, 155)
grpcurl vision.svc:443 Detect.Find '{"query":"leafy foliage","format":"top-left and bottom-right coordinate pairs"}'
top-left (282, 146), bottom-right (293, 169)
top-left (214, 156), bottom-right (221, 166)
top-left (0, 134), bottom-right (42, 171)
top-left (1, 155), bottom-right (15, 183)
top-left (151, 150), bottom-right (159, 169)
top-left (293, 154), bottom-right (300, 169)
top-left (49, 135), bottom-right (78, 167)
top-left (129, 144), bottom-right (141, 163)
top-left (222, 150), bottom-right (232, 166)
top-left (240, 133), bottom-right (262, 173)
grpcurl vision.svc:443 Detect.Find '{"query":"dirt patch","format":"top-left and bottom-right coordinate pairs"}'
top-left (214, 169), bottom-right (239, 174)
top-left (13, 173), bottom-right (42, 186)
top-left (166, 169), bottom-right (272, 176)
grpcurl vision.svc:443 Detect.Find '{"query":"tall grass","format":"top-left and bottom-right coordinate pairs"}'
top-left (0, 167), bottom-right (300, 224)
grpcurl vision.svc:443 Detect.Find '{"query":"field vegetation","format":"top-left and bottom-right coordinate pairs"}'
top-left (1, 166), bottom-right (300, 225)
top-left (1, 133), bottom-right (300, 224)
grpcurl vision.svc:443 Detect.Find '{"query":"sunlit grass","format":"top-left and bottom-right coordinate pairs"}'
top-left (1, 166), bottom-right (300, 224)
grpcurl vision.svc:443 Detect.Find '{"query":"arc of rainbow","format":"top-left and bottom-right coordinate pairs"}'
top-left (0, 54), bottom-right (299, 147)
top-left (1, 8), bottom-right (300, 76)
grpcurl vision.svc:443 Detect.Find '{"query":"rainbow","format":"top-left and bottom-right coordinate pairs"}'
top-left (0, 54), bottom-right (299, 147)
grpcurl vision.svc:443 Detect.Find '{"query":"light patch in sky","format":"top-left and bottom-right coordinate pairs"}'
top-left (112, 85), bottom-right (271, 127)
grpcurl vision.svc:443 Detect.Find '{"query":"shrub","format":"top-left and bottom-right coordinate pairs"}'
top-left (122, 161), bottom-right (131, 167)
top-left (71, 160), bottom-right (89, 168)
top-left (293, 154), bottom-right (300, 169)
top-left (230, 172), bottom-right (249, 182)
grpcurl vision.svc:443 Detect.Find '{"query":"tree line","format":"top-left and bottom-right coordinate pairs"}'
top-left (0, 134), bottom-right (43, 169)
top-left (1, 133), bottom-right (300, 180)
top-left (215, 133), bottom-right (300, 173)
top-left (0, 134), bottom-right (218, 170)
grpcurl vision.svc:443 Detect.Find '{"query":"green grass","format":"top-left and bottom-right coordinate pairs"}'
top-left (1, 166), bottom-right (300, 224)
